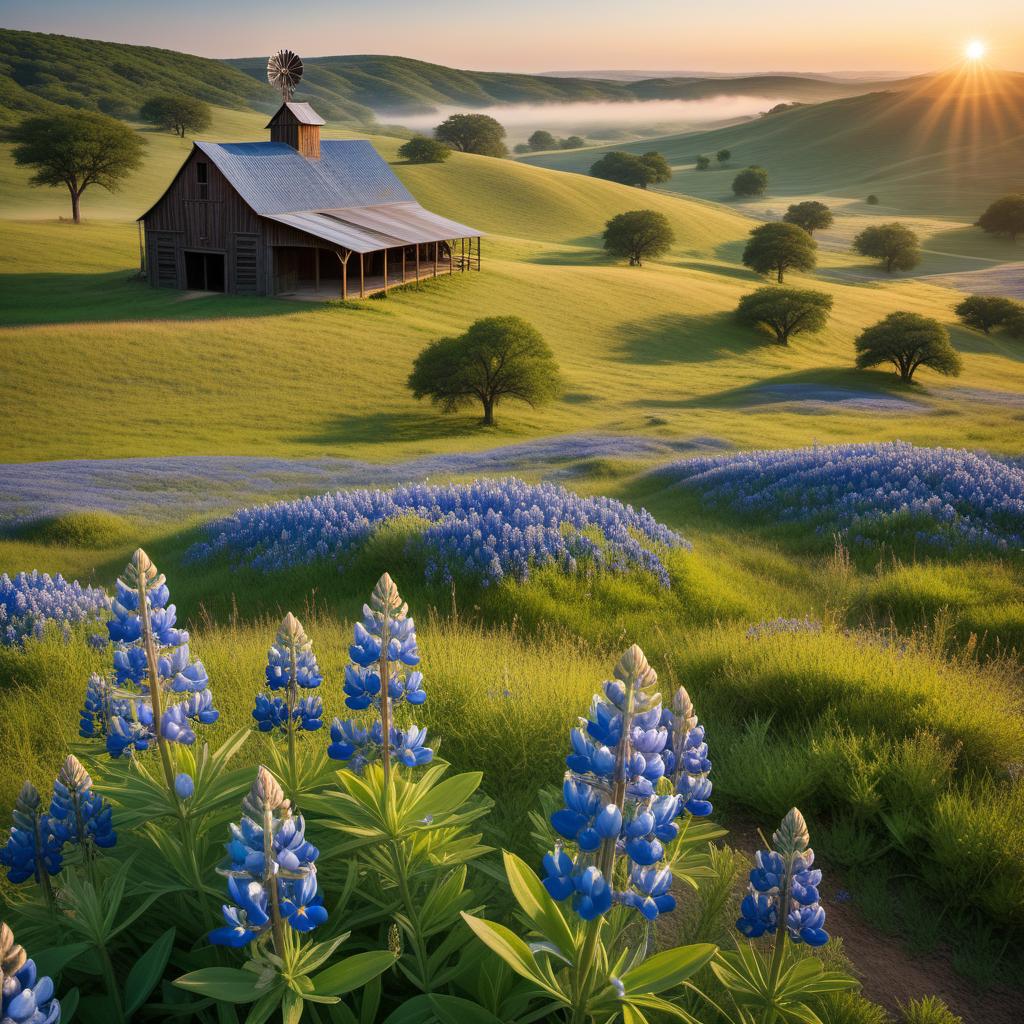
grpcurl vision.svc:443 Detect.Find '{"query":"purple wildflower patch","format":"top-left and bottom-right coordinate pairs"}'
top-left (1, 571), bottom-right (111, 647)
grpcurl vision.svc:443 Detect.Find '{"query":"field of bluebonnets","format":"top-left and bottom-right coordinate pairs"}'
top-left (1, 446), bottom-right (1024, 1024)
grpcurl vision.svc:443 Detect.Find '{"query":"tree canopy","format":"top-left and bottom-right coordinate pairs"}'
top-left (732, 166), bottom-right (768, 197)
top-left (407, 316), bottom-right (561, 425)
top-left (139, 95), bottom-right (211, 137)
top-left (716, 149), bottom-right (731, 163)
top-left (852, 222), bottom-right (921, 273)
top-left (590, 151), bottom-right (671, 189)
top-left (602, 209), bottom-right (675, 267)
top-left (954, 295), bottom-right (1020, 334)
top-left (695, 155), bottom-right (711, 171)
top-left (398, 135), bottom-right (451, 163)
top-left (854, 312), bottom-right (962, 383)
top-left (434, 114), bottom-right (507, 157)
top-left (561, 135), bottom-right (586, 149)
top-left (742, 222), bottom-right (817, 283)
top-left (6, 111), bottom-right (145, 223)
top-left (527, 130), bottom-right (557, 151)
top-left (975, 194), bottom-right (1024, 241)
top-left (735, 287), bottom-right (833, 345)
top-left (783, 201), bottom-right (833, 235)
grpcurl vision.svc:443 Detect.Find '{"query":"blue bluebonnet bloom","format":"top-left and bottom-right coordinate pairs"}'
top-left (736, 808), bottom-right (829, 948)
top-left (656, 441), bottom-right (1024, 554)
top-left (0, 923), bottom-right (61, 1024)
top-left (174, 773), bottom-right (195, 801)
top-left (210, 767), bottom-right (327, 949)
top-left (0, 783), bottom-right (62, 886)
top-left (328, 575), bottom-right (433, 773)
top-left (48, 756), bottom-right (116, 851)
top-left (545, 646), bottom-right (710, 923)
top-left (189, 479), bottom-right (689, 588)
top-left (1, 569), bottom-right (109, 648)
top-left (80, 551), bottom-right (217, 759)
top-left (252, 614), bottom-right (324, 735)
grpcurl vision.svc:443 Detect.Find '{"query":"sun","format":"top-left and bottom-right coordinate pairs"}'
top-left (965, 39), bottom-right (987, 60)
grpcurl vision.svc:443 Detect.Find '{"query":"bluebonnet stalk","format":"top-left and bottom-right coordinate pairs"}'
top-left (0, 923), bottom-right (61, 1024)
top-left (80, 551), bottom-right (217, 796)
top-left (328, 574), bottom-right (432, 784)
top-left (736, 807), bottom-right (829, 948)
top-left (210, 767), bottom-right (327, 951)
top-left (0, 783), bottom-right (62, 904)
top-left (48, 756), bottom-right (117, 854)
top-left (545, 645), bottom-right (712, 924)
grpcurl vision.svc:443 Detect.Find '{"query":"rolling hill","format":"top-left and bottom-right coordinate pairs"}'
top-left (522, 71), bottom-right (1024, 217)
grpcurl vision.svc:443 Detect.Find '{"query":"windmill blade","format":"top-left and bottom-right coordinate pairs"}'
top-left (267, 49), bottom-right (304, 101)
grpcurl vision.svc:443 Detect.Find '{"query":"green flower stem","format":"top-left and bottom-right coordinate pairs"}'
top-left (761, 867), bottom-right (793, 1024)
top-left (33, 813), bottom-right (55, 913)
top-left (98, 939), bottom-right (126, 1022)
top-left (287, 644), bottom-right (299, 799)
top-left (571, 918), bottom-right (603, 1024)
top-left (387, 836), bottom-right (432, 990)
top-left (136, 573), bottom-right (176, 794)
top-left (378, 642), bottom-right (392, 795)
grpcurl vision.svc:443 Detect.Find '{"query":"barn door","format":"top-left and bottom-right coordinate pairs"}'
top-left (234, 234), bottom-right (261, 295)
top-left (154, 232), bottom-right (180, 288)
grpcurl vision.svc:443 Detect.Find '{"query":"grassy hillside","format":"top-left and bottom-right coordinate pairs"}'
top-left (229, 53), bottom-right (898, 116)
top-left (522, 71), bottom-right (1024, 217)
top-left (1, 104), bottom-right (1023, 468)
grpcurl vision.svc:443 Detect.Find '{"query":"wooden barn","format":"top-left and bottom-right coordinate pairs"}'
top-left (138, 102), bottom-right (482, 298)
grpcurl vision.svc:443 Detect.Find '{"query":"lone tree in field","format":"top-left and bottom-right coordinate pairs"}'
top-left (140, 95), bottom-right (212, 137)
top-left (408, 316), bottom-right (561, 426)
top-left (742, 222), bottom-right (817, 283)
top-left (603, 209), bottom-right (675, 266)
top-left (954, 295), bottom-right (1020, 334)
top-left (561, 135), bottom-right (585, 149)
top-left (695, 155), bottom-right (711, 171)
top-left (590, 151), bottom-right (671, 188)
top-left (716, 149), bottom-right (731, 164)
top-left (865, 194), bottom-right (880, 205)
top-left (852, 222), bottom-right (921, 272)
top-left (855, 312), bottom-right (962, 383)
top-left (6, 111), bottom-right (145, 224)
top-left (783, 201), bottom-right (834, 236)
top-left (975, 194), bottom-right (1024, 241)
top-left (732, 165), bottom-right (769, 197)
top-left (735, 287), bottom-right (833, 345)
top-left (434, 114), bottom-right (507, 157)
top-left (527, 130), bottom-right (557, 151)
top-left (398, 136), bottom-right (451, 163)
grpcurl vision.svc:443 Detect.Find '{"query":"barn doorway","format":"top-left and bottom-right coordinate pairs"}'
top-left (184, 251), bottom-right (225, 292)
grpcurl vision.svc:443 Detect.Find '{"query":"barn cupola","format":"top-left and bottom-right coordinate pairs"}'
top-left (266, 102), bottom-right (325, 159)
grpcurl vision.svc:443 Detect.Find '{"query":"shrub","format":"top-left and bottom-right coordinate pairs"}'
top-left (899, 996), bottom-right (963, 1024)
top-left (953, 294), bottom-right (1020, 334)
top-left (527, 129), bottom-right (556, 151)
top-left (716, 148), bottom-right (731, 164)
top-left (866, 194), bottom-right (880, 205)
top-left (855, 312), bottom-right (961, 382)
top-left (695, 154), bottom-right (711, 170)
top-left (975, 194), bottom-right (1024, 240)
top-left (602, 208), bottom-right (675, 266)
top-left (139, 94), bottom-right (211, 137)
top-left (590, 150), bottom-right (671, 188)
top-left (434, 113), bottom-right (507, 157)
top-left (732, 165), bottom-right (769, 197)
top-left (397, 135), bottom-right (451, 163)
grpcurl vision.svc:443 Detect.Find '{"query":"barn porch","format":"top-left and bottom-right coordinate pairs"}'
top-left (270, 236), bottom-right (481, 301)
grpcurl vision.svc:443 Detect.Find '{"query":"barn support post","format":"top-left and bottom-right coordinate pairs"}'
top-left (402, 247), bottom-right (407, 285)
top-left (383, 247), bottom-right (388, 292)
top-left (138, 222), bottom-right (146, 274)
top-left (433, 241), bottom-right (438, 277)
top-left (314, 247), bottom-right (320, 293)
top-left (461, 237), bottom-right (466, 272)
top-left (336, 249), bottom-right (351, 301)
top-left (477, 237), bottom-right (482, 271)
top-left (449, 240), bottom-right (453, 275)
top-left (415, 245), bottom-right (420, 286)
top-left (359, 252), bottom-right (365, 298)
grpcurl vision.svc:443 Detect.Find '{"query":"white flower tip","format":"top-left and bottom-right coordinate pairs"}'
top-left (59, 754), bottom-right (91, 791)
top-left (773, 807), bottom-right (811, 856)
top-left (0, 922), bottom-right (26, 975)
top-left (614, 644), bottom-right (657, 689)
top-left (371, 572), bottom-right (408, 620)
top-left (278, 612), bottom-right (308, 647)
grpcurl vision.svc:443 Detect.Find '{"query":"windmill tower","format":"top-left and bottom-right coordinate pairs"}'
top-left (265, 50), bottom-right (324, 159)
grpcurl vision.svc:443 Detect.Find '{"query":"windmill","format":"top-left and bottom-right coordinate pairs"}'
top-left (267, 50), bottom-right (303, 102)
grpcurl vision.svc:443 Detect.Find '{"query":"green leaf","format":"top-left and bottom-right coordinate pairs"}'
top-left (621, 943), bottom-right (717, 995)
top-left (312, 951), bottom-right (396, 996)
top-left (244, 990), bottom-right (283, 1024)
top-left (459, 913), bottom-right (561, 1000)
top-left (173, 968), bottom-right (269, 1004)
top-left (59, 987), bottom-right (80, 1024)
top-left (425, 994), bottom-right (506, 1023)
top-left (622, 1004), bottom-right (650, 1024)
top-left (125, 927), bottom-right (176, 1015)
top-left (407, 772), bottom-right (482, 824)
top-left (281, 990), bottom-right (304, 1024)
top-left (502, 851), bottom-right (576, 958)
top-left (33, 943), bottom-right (91, 979)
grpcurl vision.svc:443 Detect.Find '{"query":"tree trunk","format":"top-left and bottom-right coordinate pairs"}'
top-left (482, 398), bottom-right (495, 425)
top-left (69, 187), bottom-right (81, 224)
top-left (777, 266), bottom-right (785, 283)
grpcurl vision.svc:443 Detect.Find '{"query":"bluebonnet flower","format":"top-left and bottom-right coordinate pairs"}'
top-left (736, 808), bottom-right (829, 948)
top-left (656, 441), bottom-right (1024, 554)
top-left (329, 575), bottom-right (433, 774)
top-left (545, 646), bottom-right (709, 923)
top-left (252, 614), bottom-right (324, 737)
top-left (1, 570), bottom-right (109, 648)
top-left (48, 756), bottom-right (116, 850)
top-left (174, 773), bottom-right (195, 800)
top-left (210, 767), bottom-right (327, 950)
top-left (0, 783), bottom-right (62, 886)
top-left (81, 551), bottom-right (217, 760)
top-left (663, 687), bottom-right (713, 817)
top-left (0, 923), bottom-right (61, 1024)
top-left (188, 479), bottom-right (690, 588)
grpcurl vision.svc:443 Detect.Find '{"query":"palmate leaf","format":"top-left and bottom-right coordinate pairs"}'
top-left (501, 851), bottom-right (577, 958)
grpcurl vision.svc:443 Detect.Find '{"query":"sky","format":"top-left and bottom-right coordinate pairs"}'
top-left (0, 0), bottom-right (1020, 74)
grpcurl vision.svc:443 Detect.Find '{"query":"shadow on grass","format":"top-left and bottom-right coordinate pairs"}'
top-left (0, 271), bottom-right (302, 326)
top-left (614, 311), bottom-right (754, 364)
top-left (631, 366), bottom-right (926, 409)
top-left (294, 408), bottom-right (495, 447)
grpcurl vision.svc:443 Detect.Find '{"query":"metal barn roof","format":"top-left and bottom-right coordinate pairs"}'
top-left (266, 202), bottom-right (482, 254)
top-left (264, 102), bottom-right (326, 127)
